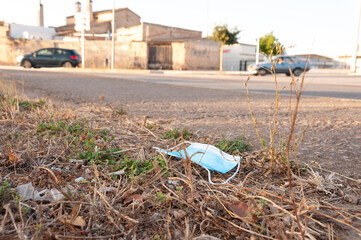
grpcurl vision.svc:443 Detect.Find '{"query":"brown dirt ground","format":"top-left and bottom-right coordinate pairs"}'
top-left (4, 69), bottom-right (360, 177)
top-left (1, 82), bottom-right (361, 239)
top-left (125, 94), bottom-right (361, 179)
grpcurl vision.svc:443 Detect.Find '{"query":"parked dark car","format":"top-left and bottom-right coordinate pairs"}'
top-left (17, 48), bottom-right (81, 68)
top-left (248, 56), bottom-right (310, 76)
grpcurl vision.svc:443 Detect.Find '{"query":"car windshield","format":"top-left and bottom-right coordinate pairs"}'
top-left (267, 56), bottom-right (300, 64)
top-left (259, 56), bottom-right (301, 64)
top-left (284, 57), bottom-right (299, 64)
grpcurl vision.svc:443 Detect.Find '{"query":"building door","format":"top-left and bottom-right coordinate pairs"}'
top-left (148, 44), bottom-right (172, 70)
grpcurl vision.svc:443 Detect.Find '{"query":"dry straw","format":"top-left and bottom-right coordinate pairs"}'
top-left (0, 66), bottom-right (360, 239)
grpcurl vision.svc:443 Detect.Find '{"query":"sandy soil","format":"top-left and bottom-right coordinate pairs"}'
top-left (1, 70), bottom-right (361, 239)
top-left (2, 68), bottom-right (360, 178)
top-left (126, 93), bottom-right (361, 178)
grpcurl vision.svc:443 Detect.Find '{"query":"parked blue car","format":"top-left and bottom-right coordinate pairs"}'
top-left (17, 48), bottom-right (81, 68)
top-left (248, 56), bottom-right (310, 76)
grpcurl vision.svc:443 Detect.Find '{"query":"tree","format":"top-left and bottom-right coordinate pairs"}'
top-left (210, 24), bottom-right (241, 45)
top-left (259, 32), bottom-right (282, 56)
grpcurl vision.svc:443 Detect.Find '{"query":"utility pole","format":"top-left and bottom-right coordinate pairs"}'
top-left (219, 45), bottom-right (223, 72)
top-left (38, 0), bottom-right (44, 27)
top-left (256, 38), bottom-right (260, 65)
top-left (81, 20), bottom-right (85, 68)
top-left (111, 0), bottom-right (115, 69)
top-left (75, 1), bottom-right (90, 69)
top-left (352, 0), bottom-right (361, 73)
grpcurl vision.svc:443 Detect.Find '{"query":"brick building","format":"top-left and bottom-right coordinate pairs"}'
top-left (1, 2), bottom-right (220, 70)
top-left (56, 7), bottom-right (141, 38)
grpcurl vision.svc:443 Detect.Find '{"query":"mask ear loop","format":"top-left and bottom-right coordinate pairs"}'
top-left (202, 160), bottom-right (241, 185)
top-left (153, 141), bottom-right (192, 153)
top-left (193, 145), bottom-right (241, 185)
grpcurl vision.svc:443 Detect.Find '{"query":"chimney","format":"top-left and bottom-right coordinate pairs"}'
top-left (87, 0), bottom-right (93, 22)
top-left (75, 1), bottom-right (81, 13)
top-left (38, 1), bottom-right (44, 27)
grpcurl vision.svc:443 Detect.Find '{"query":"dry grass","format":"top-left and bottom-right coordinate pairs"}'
top-left (0, 76), bottom-right (361, 240)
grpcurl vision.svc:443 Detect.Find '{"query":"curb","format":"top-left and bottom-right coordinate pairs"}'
top-left (0, 65), bottom-right (253, 76)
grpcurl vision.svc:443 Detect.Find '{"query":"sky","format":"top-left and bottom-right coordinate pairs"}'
top-left (0, 0), bottom-right (360, 58)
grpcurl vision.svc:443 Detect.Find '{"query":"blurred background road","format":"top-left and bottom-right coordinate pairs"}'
top-left (1, 66), bottom-right (361, 102)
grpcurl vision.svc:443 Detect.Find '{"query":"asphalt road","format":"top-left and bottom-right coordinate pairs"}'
top-left (1, 66), bottom-right (361, 102)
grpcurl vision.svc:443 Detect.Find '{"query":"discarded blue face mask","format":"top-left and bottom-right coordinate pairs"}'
top-left (154, 142), bottom-right (241, 185)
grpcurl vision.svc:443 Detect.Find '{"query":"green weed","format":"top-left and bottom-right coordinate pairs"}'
top-left (215, 137), bottom-right (250, 155)
top-left (155, 192), bottom-right (167, 203)
top-left (161, 128), bottom-right (191, 140)
top-left (153, 234), bottom-right (167, 240)
top-left (37, 119), bottom-right (169, 180)
top-left (0, 180), bottom-right (18, 203)
top-left (112, 155), bottom-right (168, 178)
top-left (37, 118), bottom-right (88, 135)
top-left (19, 100), bottom-right (46, 110)
top-left (175, 186), bottom-right (183, 195)
top-left (37, 119), bottom-right (120, 163)
top-left (112, 104), bottom-right (127, 116)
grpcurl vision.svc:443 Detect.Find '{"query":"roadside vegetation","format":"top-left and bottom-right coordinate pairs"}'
top-left (0, 59), bottom-right (360, 240)
top-left (259, 32), bottom-right (283, 56)
top-left (210, 24), bottom-right (241, 45)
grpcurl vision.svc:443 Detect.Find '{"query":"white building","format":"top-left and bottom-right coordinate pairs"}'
top-left (222, 43), bottom-right (265, 71)
top-left (9, 23), bottom-right (55, 40)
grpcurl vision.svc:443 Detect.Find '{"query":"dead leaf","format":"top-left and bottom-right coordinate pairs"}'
top-left (69, 204), bottom-right (81, 222)
top-left (8, 152), bottom-right (21, 164)
top-left (124, 194), bottom-right (144, 204)
top-left (71, 216), bottom-right (86, 227)
top-left (58, 204), bottom-right (86, 228)
top-left (81, 132), bottom-right (86, 141)
top-left (229, 202), bottom-right (250, 218)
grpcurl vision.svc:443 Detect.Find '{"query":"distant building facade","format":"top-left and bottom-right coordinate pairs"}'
top-left (117, 22), bottom-right (202, 42)
top-left (222, 43), bottom-right (265, 71)
top-left (53, 5), bottom-right (218, 70)
top-left (9, 23), bottom-right (55, 40)
top-left (56, 7), bottom-right (141, 38)
top-left (1, 4), bottom-right (220, 70)
top-left (295, 54), bottom-right (348, 69)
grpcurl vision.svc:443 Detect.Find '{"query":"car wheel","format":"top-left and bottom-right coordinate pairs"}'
top-left (285, 72), bottom-right (291, 76)
top-left (293, 68), bottom-right (302, 77)
top-left (258, 68), bottom-right (267, 76)
top-left (22, 60), bottom-right (32, 68)
top-left (62, 61), bottom-right (73, 68)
